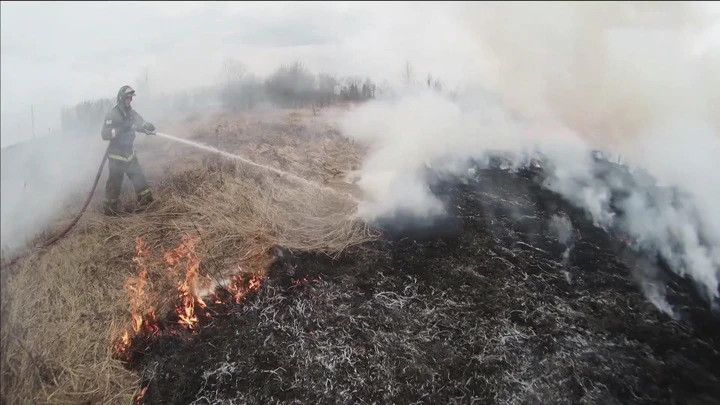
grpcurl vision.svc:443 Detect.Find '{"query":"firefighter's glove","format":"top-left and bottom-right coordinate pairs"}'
top-left (142, 122), bottom-right (156, 135)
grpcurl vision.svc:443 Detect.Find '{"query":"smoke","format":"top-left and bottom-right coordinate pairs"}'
top-left (455, 2), bottom-right (718, 142)
top-left (549, 214), bottom-right (574, 247)
top-left (549, 214), bottom-right (575, 285)
top-left (338, 3), bottom-right (720, 306)
top-left (1, 135), bottom-right (108, 256)
top-left (339, 90), bottom-right (528, 221)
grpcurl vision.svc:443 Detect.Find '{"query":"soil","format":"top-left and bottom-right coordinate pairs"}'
top-left (124, 168), bottom-right (720, 405)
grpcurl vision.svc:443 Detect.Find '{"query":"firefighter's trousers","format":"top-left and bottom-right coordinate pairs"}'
top-left (104, 152), bottom-right (152, 210)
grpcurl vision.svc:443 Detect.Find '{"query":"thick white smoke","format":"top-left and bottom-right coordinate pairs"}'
top-left (338, 3), bottom-right (720, 306)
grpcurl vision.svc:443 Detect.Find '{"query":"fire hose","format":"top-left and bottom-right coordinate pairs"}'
top-left (0, 144), bottom-right (112, 272)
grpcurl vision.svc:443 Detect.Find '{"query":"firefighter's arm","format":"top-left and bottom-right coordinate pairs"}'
top-left (131, 110), bottom-right (156, 134)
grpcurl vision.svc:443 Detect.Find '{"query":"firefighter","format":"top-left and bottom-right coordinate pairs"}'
top-left (100, 85), bottom-right (157, 215)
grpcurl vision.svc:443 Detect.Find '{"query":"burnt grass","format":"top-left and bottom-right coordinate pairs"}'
top-left (127, 169), bottom-right (720, 405)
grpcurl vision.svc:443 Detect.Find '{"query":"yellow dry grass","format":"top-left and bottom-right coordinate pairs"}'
top-left (0, 107), bottom-right (379, 405)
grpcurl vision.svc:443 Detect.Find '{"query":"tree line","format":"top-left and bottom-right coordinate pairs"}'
top-left (60, 59), bottom-right (457, 135)
top-left (220, 60), bottom-right (376, 110)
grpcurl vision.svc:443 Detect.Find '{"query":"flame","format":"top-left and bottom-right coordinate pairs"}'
top-left (124, 237), bottom-right (153, 333)
top-left (227, 269), bottom-right (265, 304)
top-left (221, 248), bottom-right (273, 303)
top-left (167, 234), bottom-right (208, 330)
top-left (292, 275), bottom-right (323, 286)
top-left (132, 236), bottom-right (149, 264)
top-left (177, 282), bottom-right (199, 328)
top-left (293, 278), bottom-right (309, 286)
top-left (142, 310), bottom-right (161, 335)
top-left (248, 274), bottom-right (262, 291)
top-left (114, 234), bottom-right (275, 361)
top-left (113, 330), bottom-right (133, 360)
top-left (163, 234), bottom-right (197, 271)
top-left (124, 269), bottom-right (149, 332)
top-left (114, 237), bottom-right (161, 360)
top-left (135, 386), bottom-right (148, 405)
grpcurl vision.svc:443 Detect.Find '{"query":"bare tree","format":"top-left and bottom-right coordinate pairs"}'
top-left (433, 79), bottom-right (443, 93)
top-left (424, 73), bottom-right (443, 93)
top-left (135, 67), bottom-right (151, 97)
top-left (219, 58), bottom-right (250, 111)
top-left (448, 85), bottom-right (460, 102)
top-left (403, 60), bottom-right (414, 87)
top-left (317, 73), bottom-right (338, 107)
top-left (341, 76), bottom-right (363, 102)
top-left (363, 78), bottom-right (376, 99)
top-left (264, 61), bottom-right (316, 108)
top-left (221, 58), bottom-right (246, 86)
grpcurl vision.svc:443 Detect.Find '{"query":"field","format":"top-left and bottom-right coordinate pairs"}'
top-left (1, 107), bottom-right (719, 405)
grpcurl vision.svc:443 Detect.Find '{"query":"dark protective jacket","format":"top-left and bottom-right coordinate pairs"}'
top-left (101, 104), bottom-right (148, 159)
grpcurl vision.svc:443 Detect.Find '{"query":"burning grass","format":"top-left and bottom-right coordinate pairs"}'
top-left (0, 108), bottom-right (377, 405)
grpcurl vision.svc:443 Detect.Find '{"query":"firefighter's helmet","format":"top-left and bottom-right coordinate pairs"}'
top-left (117, 85), bottom-right (136, 103)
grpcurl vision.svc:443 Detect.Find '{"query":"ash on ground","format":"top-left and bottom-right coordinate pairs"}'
top-left (129, 169), bottom-right (720, 405)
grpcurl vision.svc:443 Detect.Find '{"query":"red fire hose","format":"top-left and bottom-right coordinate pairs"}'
top-left (0, 145), bottom-right (111, 272)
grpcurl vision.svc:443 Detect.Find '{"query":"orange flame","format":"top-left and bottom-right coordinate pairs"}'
top-left (114, 234), bottom-right (275, 360)
top-left (167, 234), bottom-right (209, 330)
top-left (124, 269), bottom-right (149, 332)
top-left (114, 237), bottom-right (161, 360)
top-left (248, 274), bottom-right (262, 291)
top-left (163, 235), bottom-right (195, 271)
top-left (292, 275), bottom-right (323, 287)
top-left (113, 330), bottom-right (133, 360)
top-left (177, 282), bottom-right (199, 328)
top-left (124, 237), bottom-right (152, 333)
top-left (132, 236), bottom-right (149, 264)
top-left (135, 386), bottom-right (148, 405)
top-left (142, 310), bottom-right (160, 335)
top-left (227, 268), bottom-right (265, 304)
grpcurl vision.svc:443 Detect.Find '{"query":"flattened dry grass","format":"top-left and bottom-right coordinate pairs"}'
top-left (0, 108), bottom-right (378, 405)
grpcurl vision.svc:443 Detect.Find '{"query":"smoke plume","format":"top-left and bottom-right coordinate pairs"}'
top-left (339, 3), bottom-right (720, 306)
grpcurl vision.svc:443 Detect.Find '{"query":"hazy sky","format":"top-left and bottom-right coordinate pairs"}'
top-left (2, 1), bottom-right (719, 147)
top-left (0, 1), bottom-right (486, 146)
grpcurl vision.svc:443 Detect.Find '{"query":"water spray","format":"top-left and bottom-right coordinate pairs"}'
top-left (154, 132), bottom-right (359, 203)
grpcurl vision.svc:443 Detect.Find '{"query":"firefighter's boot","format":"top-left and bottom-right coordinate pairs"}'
top-left (134, 190), bottom-right (155, 212)
top-left (103, 199), bottom-right (120, 216)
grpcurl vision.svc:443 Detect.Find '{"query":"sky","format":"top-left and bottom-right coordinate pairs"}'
top-left (2, 1), bottom-right (719, 147)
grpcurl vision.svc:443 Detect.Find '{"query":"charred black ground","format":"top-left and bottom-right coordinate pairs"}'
top-left (127, 168), bottom-right (720, 405)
